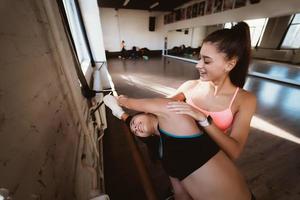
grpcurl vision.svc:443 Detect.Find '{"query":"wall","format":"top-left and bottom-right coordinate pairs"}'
top-left (292, 50), bottom-right (300, 63)
top-left (167, 28), bottom-right (193, 49)
top-left (0, 0), bottom-right (99, 199)
top-left (100, 8), bottom-right (164, 52)
top-left (191, 27), bottom-right (206, 48)
top-left (167, 26), bottom-right (207, 49)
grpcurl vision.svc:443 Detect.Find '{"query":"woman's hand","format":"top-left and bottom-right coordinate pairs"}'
top-left (166, 101), bottom-right (206, 121)
top-left (116, 95), bottom-right (128, 106)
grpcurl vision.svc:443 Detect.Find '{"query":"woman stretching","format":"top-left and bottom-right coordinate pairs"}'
top-left (103, 94), bottom-right (254, 200)
top-left (167, 22), bottom-right (256, 161)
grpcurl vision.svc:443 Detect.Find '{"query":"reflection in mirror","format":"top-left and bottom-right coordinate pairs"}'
top-left (166, 27), bottom-right (201, 60)
top-left (165, 12), bottom-right (300, 86)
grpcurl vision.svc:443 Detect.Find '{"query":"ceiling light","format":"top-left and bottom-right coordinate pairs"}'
top-left (123, 0), bottom-right (130, 6)
top-left (150, 2), bottom-right (159, 9)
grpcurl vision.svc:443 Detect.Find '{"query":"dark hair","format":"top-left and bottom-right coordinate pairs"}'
top-left (125, 112), bottom-right (143, 128)
top-left (203, 22), bottom-right (251, 87)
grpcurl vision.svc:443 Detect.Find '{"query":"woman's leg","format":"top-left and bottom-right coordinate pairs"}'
top-left (180, 151), bottom-right (251, 200)
top-left (121, 48), bottom-right (126, 58)
top-left (169, 176), bottom-right (193, 200)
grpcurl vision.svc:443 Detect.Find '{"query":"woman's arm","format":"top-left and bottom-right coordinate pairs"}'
top-left (205, 93), bottom-right (256, 160)
top-left (167, 92), bottom-right (256, 160)
top-left (118, 95), bottom-right (167, 116)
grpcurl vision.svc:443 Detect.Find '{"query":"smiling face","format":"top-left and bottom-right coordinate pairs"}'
top-left (129, 114), bottom-right (157, 137)
top-left (196, 42), bottom-right (237, 82)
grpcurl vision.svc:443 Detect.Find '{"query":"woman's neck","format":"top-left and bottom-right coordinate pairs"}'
top-left (210, 75), bottom-right (234, 96)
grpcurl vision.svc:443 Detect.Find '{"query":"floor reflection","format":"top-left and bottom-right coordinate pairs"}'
top-left (250, 60), bottom-right (300, 81)
top-left (251, 116), bottom-right (300, 144)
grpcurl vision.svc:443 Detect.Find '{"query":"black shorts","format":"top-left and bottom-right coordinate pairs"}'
top-left (158, 128), bottom-right (220, 180)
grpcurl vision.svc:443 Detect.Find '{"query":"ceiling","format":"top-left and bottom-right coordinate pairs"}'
top-left (98, 0), bottom-right (192, 12)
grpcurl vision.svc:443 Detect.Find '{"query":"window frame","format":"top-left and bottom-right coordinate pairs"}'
top-left (279, 14), bottom-right (300, 50)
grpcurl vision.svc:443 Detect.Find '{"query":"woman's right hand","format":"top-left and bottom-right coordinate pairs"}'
top-left (166, 101), bottom-right (206, 121)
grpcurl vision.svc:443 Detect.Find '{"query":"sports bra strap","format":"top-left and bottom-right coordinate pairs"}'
top-left (229, 88), bottom-right (239, 109)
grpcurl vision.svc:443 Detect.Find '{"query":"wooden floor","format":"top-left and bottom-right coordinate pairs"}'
top-left (103, 56), bottom-right (300, 200)
top-left (250, 59), bottom-right (300, 82)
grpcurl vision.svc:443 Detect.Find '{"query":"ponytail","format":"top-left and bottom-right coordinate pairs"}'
top-left (203, 22), bottom-right (251, 87)
top-left (230, 22), bottom-right (251, 87)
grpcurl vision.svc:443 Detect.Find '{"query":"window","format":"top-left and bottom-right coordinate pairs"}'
top-left (62, 0), bottom-right (91, 74)
top-left (224, 18), bottom-right (268, 47)
top-left (281, 13), bottom-right (300, 49)
top-left (244, 18), bottom-right (268, 47)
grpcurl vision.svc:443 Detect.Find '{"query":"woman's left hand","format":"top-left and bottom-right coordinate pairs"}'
top-left (166, 101), bottom-right (206, 121)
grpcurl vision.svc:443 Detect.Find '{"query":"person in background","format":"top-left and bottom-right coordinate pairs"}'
top-left (130, 46), bottom-right (139, 59)
top-left (120, 40), bottom-right (127, 59)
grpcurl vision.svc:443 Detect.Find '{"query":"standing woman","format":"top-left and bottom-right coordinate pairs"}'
top-left (167, 22), bottom-right (256, 161)
top-left (120, 40), bottom-right (127, 59)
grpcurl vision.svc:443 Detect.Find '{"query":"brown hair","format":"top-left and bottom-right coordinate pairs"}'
top-left (203, 22), bottom-right (251, 87)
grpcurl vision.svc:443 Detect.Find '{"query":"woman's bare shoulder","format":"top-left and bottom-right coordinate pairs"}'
top-left (238, 89), bottom-right (256, 108)
top-left (178, 80), bottom-right (199, 91)
top-left (239, 89), bottom-right (256, 100)
top-left (184, 79), bottom-right (199, 86)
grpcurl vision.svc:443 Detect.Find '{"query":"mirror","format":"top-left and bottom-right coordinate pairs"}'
top-left (165, 13), bottom-right (300, 86)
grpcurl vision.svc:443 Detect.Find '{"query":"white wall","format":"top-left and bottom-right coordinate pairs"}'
top-left (79, 0), bottom-right (106, 62)
top-left (100, 8), bottom-right (164, 51)
top-left (166, 26), bottom-right (206, 49)
top-left (191, 27), bottom-right (206, 48)
top-left (167, 28), bottom-right (193, 49)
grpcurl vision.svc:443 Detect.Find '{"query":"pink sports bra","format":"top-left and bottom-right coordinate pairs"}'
top-left (186, 88), bottom-right (239, 132)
